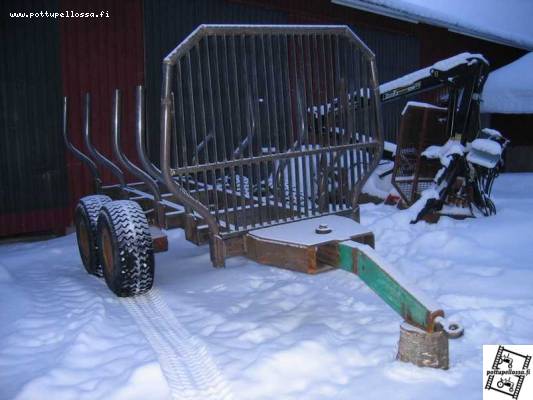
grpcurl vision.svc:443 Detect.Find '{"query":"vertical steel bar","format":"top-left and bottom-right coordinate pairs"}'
top-left (82, 92), bottom-right (126, 188)
top-left (135, 87), bottom-right (164, 184)
top-left (195, 41), bottom-right (214, 219)
top-left (265, 34), bottom-right (281, 222)
top-left (210, 35), bottom-right (231, 229)
top-left (134, 87), bottom-right (163, 206)
top-left (345, 42), bottom-right (357, 196)
top-left (369, 56), bottom-right (385, 167)
top-left (283, 34), bottom-right (296, 219)
top-left (175, 74), bottom-right (188, 204)
top-left (297, 34), bottom-right (310, 217)
top-left (240, 34), bottom-right (257, 228)
top-left (357, 50), bottom-right (365, 175)
top-left (62, 96), bottom-right (102, 193)
top-left (249, 35), bottom-right (265, 226)
top-left (160, 62), bottom-right (175, 189)
top-left (170, 92), bottom-right (178, 169)
top-left (367, 65), bottom-right (377, 148)
top-left (352, 48), bottom-right (363, 185)
top-left (221, 34), bottom-right (240, 230)
top-left (202, 36), bottom-right (222, 224)
top-left (326, 35), bottom-right (338, 212)
top-left (185, 52), bottom-right (201, 202)
top-left (289, 34), bottom-right (303, 218)
top-left (311, 34), bottom-right (325, 214)
top-left (335, 35), bottom-right (348, 209)
top-left (304, 34), bottom-right (318, 216)
top-left (230, 35), bottom-right (247, 228)
top-left (259, 33), bottom-right (276, 223)
top-left (361, 56), bottom-right (370, 174)
top-left (175, 61), bottom-right (191, 197)
top-left (330, 34), bottom-right (341, 210)
top-left (342, 39), bottom-right (351, 202)
top-left (318, 34), bottom-right (332, 213)
top-left (111, 89), bottom-right (122, 167)
top-left (169, 92), bottom-right (177, 169)
top-left (170, 90), bottom-right (187, 206)
top-left (370, 57), bottom-right (384, 145)
top-left (274, 35), bottom-right (289, 220)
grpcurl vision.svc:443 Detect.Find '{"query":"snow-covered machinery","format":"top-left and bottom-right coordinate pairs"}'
top-left (64, 25), bottom-right (462, 367)
top-left (379, 53), bottom-right (508, 222)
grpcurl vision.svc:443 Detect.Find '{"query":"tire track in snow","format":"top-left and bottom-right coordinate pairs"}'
top-left (121, 289), bottom-right (234, 400)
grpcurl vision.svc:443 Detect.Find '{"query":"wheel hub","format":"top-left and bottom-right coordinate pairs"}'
top-left (78, 218), bottom-right (90, 262)
top-left (101, 225), bottom-right (114, 277)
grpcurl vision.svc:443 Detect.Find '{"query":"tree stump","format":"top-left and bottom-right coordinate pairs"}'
top-left (396, 322), bottom-right (449, 369)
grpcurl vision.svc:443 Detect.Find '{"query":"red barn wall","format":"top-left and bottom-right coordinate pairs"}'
top-left (236, 0), bottom-right (525, 70)
top-left (59, 0), bottom-right (145, 218)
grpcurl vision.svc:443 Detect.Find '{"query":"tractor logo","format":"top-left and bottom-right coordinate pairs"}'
top-left (484, 345), bottom-right (532, 399)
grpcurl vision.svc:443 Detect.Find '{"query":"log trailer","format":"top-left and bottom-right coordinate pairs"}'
top-left (64, 25), bottom-right (468, 368)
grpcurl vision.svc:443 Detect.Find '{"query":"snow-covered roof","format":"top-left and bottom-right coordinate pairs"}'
top-left (482, 52), bottom-right (533, 114)
top-left (332, 0), bottom-right (533, 51)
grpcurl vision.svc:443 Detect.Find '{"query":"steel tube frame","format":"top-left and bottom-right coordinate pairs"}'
top-left (159, 25), bottom-right (384, 265)
top-left (82, 93), bottom-right (126, 189)
top-left (170, 142), bottom-right (380, 175)
top-left (135, 86), bottom-right (166, 184)
top-left (62, 97), bottom-right (102, 193)
top-left (160, 62), bottom-right (220, 236)
top-left (111, 88), bottom-right (165, 227)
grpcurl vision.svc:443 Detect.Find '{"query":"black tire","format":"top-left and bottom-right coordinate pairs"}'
top-left (97, 200), bottom-right (154, 297)
top-left (74, 195), bottom-right (112, 276)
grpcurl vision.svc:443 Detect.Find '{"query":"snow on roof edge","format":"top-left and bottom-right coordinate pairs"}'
top-left (332, 0), bottom-right (533, 51)
top-left (481, 52), bottom-right (533, 114)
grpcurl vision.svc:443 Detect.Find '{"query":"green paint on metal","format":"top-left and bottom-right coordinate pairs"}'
top-left (356, 252), bottom-right (430, 329)
top-left (338, 244), bottom-right (354, 272)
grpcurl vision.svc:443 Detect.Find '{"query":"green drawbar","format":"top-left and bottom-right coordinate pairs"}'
top-left (337, 242), bottom-right (442, 332)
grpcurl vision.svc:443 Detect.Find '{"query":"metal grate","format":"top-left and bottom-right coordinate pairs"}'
top-left (392, 103), bottom-right (448, 205)
top-left (160, 25), bottom-right (383, 237)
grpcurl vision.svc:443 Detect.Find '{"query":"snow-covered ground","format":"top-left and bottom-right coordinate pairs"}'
top-left (1, 173), bottom-right (532, 400)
